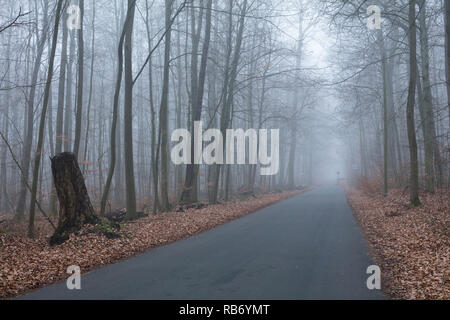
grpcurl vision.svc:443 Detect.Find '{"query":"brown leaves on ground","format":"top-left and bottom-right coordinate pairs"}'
top-left (0, 190), bottom-right (306, 299)
top-left (346, 187), bottom-right (449, 300)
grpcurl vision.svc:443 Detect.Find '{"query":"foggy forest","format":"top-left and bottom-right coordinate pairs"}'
top-left (0, 0), bottom-right (449, 301)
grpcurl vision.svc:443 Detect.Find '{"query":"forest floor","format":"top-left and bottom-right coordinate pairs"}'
top-left (0, 189), bottom-right (308, 299)
top-left (346, 187), bottom-right (450, 300)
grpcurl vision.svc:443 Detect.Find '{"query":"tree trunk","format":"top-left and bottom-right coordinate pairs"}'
top-left (175, 15), bottom-right (184, 199)
top-left (210, 0), bottom-right (234, 204)
top-left (446, 0), bottom-right (450, 129)
top-left (16, 0), bottom-right (50, 220)
top-left (180, 0), bottom-right (213, 205)
top-left (100, 2), bottom-right (131, 216)
top-left (406, 0), bottom-right (421, 207)
top-left (378, 30), bottom-right (389, 195)
top-left (123, 0), bottom-right (137, 220)
top-left (145, 0), bottom-right (160, 214)
top-left (418, 0), bottom-right (438, 192)
top-left (159, 0), bottom-right (173, 211)
top-left (82, 0), bottom-right (96, 174)
top-left (64, 29), bottom-right (75, 152)
top-left (73, 0), bottom-right (84, 156)
top-left (287, 10), bottom-right (303, 189)
top-left (28, 0), bottom-right (65, 238)
top-left (50, 152), bottom-right (99, 245)
top-left (0, 32), bottom-right (11, 212)
top-left (211, 0), bottom-right (247, 204)
top-left (55, 2), bottom-right (68, 155)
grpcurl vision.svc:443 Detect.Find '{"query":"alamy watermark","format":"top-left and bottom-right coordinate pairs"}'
top-left (366, 265), bottom-right (381, 290)
top-left (66, 265), bottom-right (81, 290)
top-left (171, 121), bottom-right (280, 176)
top-left (367, 5), bottom-right (381, 30)
top-left (67, 5), bottom-right (81, 30)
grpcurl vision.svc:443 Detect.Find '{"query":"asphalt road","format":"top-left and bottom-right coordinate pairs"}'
top-left (21, 185), bottom-right (385, 300)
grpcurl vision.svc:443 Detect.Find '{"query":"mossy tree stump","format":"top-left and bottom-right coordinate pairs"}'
top-left (49, 152), bottom-right (99, 245)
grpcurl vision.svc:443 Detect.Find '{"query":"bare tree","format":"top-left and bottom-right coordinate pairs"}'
top-left (16, 0), bottom-right (50, 220)
top-left (0, 8), bottom-right (30, 33)
top-left (28, 0), bottom-right (65, 237)
top-left (446, 0), bottom-right (450, 129)
top-left (55, 1), bottom-right (68, 155)
top-left (100, 1), bottom-right (133, 216)
top-left (406, 0), bottom-right (420, 206)
top-left (159, 0), bottom-right (174, 211)
top-left (180, 0), bottom-right (213, 205)
top-left (73, 0), bottom-right (85, 157)
top-left (123, 0), bottom-right (137, 220)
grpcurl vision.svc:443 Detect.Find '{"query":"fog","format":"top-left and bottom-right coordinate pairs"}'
top-left (0, 0), bottom-right (448, 226)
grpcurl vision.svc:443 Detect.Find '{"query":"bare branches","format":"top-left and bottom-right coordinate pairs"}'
top-left (0, 131), bottom-right (56, 230)
top-left (133, 0), bottom-right (189, 85)
top-left (0, 8), bottom-right (30, 33)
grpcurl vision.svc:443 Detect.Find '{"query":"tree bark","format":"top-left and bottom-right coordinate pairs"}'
top-left (64, 29), bottom-right (75, 152)
top-left (210, 0), bottom-right (234, 204)
top-left (73, 0), bottom-right (84, 156)
top-left (379, 30), bottom-right (389, 195)
top-left (144, 0), bottom-right (160, 214)
top-left (406, 0), bottom-right (421, 206)
top-left (123, 0), bottom-right (137, 220)
top-left (100, 1), bottom-right (132, 216)
top-left (55, 1), bottom-right (68, 155)
top-left (50, 152), bottom-right (99, 245)
top-left (210, 0), bottom-right (247, 204)
top-left (0, 31), bottom-right (11, 212)
top-left (82, 0), bottom-right (96, 174)
top-left (16, 0), bottom-right (50, 220)
top-left (418, 0), bottom-right (438, 192)
top-left (28, 0), bottom-right (65, 237)
top-left (446, 0), bottom-right (450, 129)
top-left (159, 0), bottom-right (174, 211)
top-left (180, 0), bottom-right (213, 205)
top-left (287, 11), bottom-right (303, 189)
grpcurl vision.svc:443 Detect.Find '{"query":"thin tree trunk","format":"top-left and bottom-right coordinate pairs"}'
top-left (1, 32), bottom-right (11, 212)
top-left (64, 30), bottom-right (75, 152)
top-left (28, 0), bottom-right (65, 238)
top-left (100, 2), bottom-right (133, 216)
top-left (159, 0), bottom-right (174, 211)
top-left (82, 0), bottom-right (96, 174)
top-left (73, 0), bottom-right (84, 157)
top-left (175, 16), bottom-right (183, 199)
top-left (56, 1), bottom-right (68, 155)
top-left (16, 0), bottom-right (50, 220)
top-left (123, 0), bottom-right (137, 220)
top-left (287, 11), bottom-right (303, 189)
top-left (211, 0), bottom-right (247, 204)
top-left (418, 0), bottom-right (437, 192)
top-left (144, 0), bottom-right (160, 214)
top-left (379, 31), bottom-right (389, 195)
top-left (446, 0), bottom-right (450, 129)
top-left (406, 0), bottom-right (421, 207)
top-left (181, 0), bottom-right (213, 205)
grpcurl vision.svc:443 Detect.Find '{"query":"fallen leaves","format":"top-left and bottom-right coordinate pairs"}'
top-left (0, 190), bottom-right (307, 299)
top-left (346, 187), bottom-right (449, 300)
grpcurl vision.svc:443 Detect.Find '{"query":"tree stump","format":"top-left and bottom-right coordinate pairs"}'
top-left (49, 152), bottom-right (99, 245)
